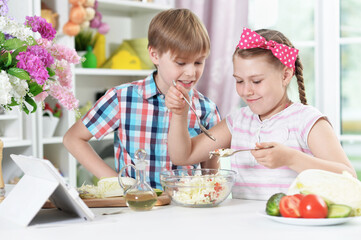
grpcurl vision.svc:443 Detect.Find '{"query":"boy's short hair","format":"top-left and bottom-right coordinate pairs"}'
top-left (148, 8), bottom-right (210, 57)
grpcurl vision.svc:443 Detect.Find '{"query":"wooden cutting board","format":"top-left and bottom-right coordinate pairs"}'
top-left (43, 193), bottom-right (171, 208)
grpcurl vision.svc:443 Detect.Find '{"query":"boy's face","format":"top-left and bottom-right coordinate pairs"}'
top-left (149, 47), bottom-right (207, 95)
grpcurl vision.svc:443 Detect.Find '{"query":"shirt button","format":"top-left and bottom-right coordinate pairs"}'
top-left (160, 95), bottom-right (165, 99)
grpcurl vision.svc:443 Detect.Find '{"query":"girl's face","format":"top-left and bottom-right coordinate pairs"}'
top-left (233, 54), bottom-right (292, 120)
top-left (149, 47), bottom-right (207, 94)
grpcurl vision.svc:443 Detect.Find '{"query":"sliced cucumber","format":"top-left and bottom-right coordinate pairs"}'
top-left (327, 204), bottom-right (352, 218)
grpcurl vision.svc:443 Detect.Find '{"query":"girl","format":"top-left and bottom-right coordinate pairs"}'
top-left (165, 27), bottom-right (356, 200)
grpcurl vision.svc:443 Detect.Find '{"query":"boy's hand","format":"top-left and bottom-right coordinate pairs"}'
top-left (165, 83), bottom-right (189, 116)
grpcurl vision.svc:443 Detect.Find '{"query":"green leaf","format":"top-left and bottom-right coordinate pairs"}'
top-left (7, 67), bottom-right (30, 80)
top-left (24, 95), bottom-right (37, 113)
top-left (0, 52), bottom-right (11, 68)
top-left (8, 98), bottom-right (19, 107)
top-left (47, 67), bottom-right (56, 77)
top-left (5, 52), bottom-right (12, 67)
top-left (0, 32), bottom-right (5, 44)
top-left (10, 45), bottom-right (27, 66)
top-left (22, 103), bottom-right (29, 114)
top-left (28, 82), bottom-right (43, 96)
top-left (3, 38), bottom-right (25, 50)
top-left (12, 45), bottom-right (27, 57)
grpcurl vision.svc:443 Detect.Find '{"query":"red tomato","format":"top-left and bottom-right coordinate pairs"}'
top-left (294, 194), bottom-right (305, 201)
top-left (279, 195), bottom-right (303, 218)
top-left (299, 194), bottom-right (328, 218)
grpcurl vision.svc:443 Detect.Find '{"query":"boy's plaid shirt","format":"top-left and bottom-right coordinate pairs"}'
top-left (82, 72), bottom-right (221, 188)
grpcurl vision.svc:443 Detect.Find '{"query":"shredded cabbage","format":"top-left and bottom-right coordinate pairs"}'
top-left (172, 175), bottom-right (229, 205)
top-left (77, 176), bottom-right (136, 199)
top-left (288, 169), bottom-right (361, 216)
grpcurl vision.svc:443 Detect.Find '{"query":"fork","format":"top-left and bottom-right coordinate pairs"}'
top-left (172, 80), bottom-right (216, 141)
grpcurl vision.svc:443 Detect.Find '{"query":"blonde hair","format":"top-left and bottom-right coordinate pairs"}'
top-left (148, 9), bottom-right (210, 58)
top-left (234, 29), bottom-right (307, 105)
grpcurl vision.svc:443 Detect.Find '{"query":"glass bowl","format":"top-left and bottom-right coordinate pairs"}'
top-left (160, 169), bottom-right (236, 208)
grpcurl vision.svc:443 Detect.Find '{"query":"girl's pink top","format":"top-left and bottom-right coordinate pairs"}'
top-left (226, 102), bottom-right (326, 200)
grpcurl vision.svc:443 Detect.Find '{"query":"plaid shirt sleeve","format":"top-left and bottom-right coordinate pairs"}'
top-left (82, 88), bottom-right (120, 140)
top-left (202, 96), bottom-right (222, 129)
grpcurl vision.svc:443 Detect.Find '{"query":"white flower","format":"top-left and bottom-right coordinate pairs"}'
top-left (0, 16), bottom-right (33, 43)
top-left (8, 74), bottom-right (28, 104)
top-left (0, 70), bottom-right (12, 105)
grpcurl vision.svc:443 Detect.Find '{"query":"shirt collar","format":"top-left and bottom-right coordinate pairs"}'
top-left (142, 71), bottom-right (161, 99)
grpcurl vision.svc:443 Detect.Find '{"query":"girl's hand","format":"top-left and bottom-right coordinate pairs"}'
top-left (165, 84), bottom-right (189, 116)
top-left (251, 142), bottom-right (294, 169)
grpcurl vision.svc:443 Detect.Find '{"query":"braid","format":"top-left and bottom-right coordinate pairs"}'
top-left (294, 57), bottom-right (308, 105)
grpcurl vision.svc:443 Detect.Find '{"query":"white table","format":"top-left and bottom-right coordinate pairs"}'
top-left (1, 197), bottom-right (361, 240)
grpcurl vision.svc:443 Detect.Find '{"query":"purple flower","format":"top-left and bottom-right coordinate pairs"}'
top-left (16, 52), bottom-right (49, 85)
top-left (27, 45), bottom-right (54, 68)
top-left (0, 0), bottom-right (9, 16)
top-left (25, 16), bottom-right (56, 41)
top-left (4, 33), bottom-right (13, 40)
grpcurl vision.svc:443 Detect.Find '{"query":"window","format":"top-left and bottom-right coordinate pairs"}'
top-left (248, 0), bottom-right (361, 179)
top-left (340, 0), bottom-right (361, 177)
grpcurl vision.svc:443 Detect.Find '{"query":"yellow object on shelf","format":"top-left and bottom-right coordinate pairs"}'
top-left (127, 38), bottom-right (153, 69)
top-left (93, 33), bottom-right (106, 68)
top-left (101, 38), bottom-right (153, 70)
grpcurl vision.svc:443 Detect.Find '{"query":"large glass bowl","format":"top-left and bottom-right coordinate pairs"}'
top-left (160, 169), bottom-right (236, 208)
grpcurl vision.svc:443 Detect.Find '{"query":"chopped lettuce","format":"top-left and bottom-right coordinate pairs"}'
top-left (288, 169), bottom-right (361, 216)
top-left (77, 176), bottom-right (136, 199)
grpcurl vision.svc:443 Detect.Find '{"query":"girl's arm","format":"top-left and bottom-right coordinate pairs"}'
top-left (253, 119), bottom-right (356, 177)
top-left (63, 119), bottom-right (118, 178)
top-left (292, 118), bottom-right (356, 176)
top-left (166, 85), bottom-right (231, 166)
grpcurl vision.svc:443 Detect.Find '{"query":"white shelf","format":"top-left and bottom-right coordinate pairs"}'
top-left (42, 136), bottom-right (64, 144)
top-left (0, 115), bottom-right (18, 120)
top-left (98, 0), bottom-right (170, 15)
top-left (2, 139), bottom-right (32, 148)
top-left (75, 68), bottom-right (153, 76)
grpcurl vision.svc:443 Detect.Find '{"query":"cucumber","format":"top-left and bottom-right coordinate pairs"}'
top-left (266, 193), bottom-right (286, 216)
top-left (327, 204), bottom-right (352, 218)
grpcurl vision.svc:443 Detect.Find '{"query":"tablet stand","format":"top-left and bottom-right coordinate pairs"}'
top-left (0, 173), bottom-right (59, 226)
top-left (0, 155), bottom-right (94, 226)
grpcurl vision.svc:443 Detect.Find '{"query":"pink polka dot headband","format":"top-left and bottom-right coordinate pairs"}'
top-left (236, 27), bottom-right (299, 70)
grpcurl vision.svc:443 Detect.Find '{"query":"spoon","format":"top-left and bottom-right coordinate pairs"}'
top-left (172, 80), bottom-right (216, 141)
top-left (209, 146), bottom-right (274, 159)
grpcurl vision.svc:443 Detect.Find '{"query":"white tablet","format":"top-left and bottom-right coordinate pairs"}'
top-left (0, 155), bottom-right (94, 226)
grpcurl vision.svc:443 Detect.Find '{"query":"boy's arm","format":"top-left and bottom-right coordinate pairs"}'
top-left (166, 85), bottom-right (231, 166)
top-left (63, 119), bottom-right (118, 179)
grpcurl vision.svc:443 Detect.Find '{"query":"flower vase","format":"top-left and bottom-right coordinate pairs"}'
top-left (42, 110), bottom-right (59, 138)
top-left (82, 45), bottom-right (97, 68)
top-left (0, 139), bottom-right (5, 202)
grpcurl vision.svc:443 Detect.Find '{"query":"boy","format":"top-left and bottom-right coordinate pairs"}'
top-left (63, 9), bottom-right (221, 189)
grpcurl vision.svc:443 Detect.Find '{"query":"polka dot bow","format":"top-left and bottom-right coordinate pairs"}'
top-left (236, 27), bottom-right (299, 70)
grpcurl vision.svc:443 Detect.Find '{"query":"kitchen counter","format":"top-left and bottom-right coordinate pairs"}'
top-left (1, 197), bottom-right (361, 240)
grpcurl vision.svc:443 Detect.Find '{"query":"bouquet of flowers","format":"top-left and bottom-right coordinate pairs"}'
top-left (0, 1), bottom-right (80, 114)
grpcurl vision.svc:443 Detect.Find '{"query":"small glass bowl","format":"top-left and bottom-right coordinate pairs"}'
top-left (160, 169), bottom-right (236, 208)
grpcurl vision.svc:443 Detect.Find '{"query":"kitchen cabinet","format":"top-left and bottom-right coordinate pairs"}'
top-left (0, 0), bottom-right (172, 187)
